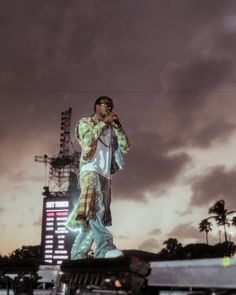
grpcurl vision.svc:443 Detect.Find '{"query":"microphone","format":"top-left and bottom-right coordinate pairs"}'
top-left (113, 118), bottom-right (122, 128)
top-left (106, 111), bottom-right (121, 128)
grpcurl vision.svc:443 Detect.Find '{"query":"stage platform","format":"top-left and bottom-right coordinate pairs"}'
top-left (0, 290), bottom-right (52, 295)
top-left (1, 257), bottom-right (236, 294)
top-left (148, 257), bottom-right (236, 289)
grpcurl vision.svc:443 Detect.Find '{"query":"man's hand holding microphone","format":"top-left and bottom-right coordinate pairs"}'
top-left (103, 111), bottom-right (121, 128)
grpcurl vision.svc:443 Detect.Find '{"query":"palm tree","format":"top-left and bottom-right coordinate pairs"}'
top-left (199, 218), bottom-right (212, 245)
top-left (208, 200), bottom-right (236, 242)
top-left (163, 238), bottom-right (182, 258)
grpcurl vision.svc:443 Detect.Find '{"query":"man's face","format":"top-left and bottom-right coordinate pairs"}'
top-left (96, 102), bottom-right (113, 116)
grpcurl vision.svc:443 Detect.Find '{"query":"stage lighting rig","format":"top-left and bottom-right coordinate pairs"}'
top-left (35, 108), bottom-right (80, 193)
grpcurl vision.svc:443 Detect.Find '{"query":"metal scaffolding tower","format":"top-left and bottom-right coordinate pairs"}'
top-left (35, 107), bottom-right (80, 264)
top-left (35, 107), bottom-right (80, 195)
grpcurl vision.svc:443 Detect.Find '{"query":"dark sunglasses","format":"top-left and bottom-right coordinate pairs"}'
top-left (100, 103), bottom-right (113, 111)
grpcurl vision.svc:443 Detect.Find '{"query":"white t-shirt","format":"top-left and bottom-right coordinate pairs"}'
top-left (80, 126), bottom-right (112, 179)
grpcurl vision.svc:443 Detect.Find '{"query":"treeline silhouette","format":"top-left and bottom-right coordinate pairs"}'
top-left (0, 200), bottom-right (235, 263)
top-left (1, 240), bottom-right (234, 264)
top-left (0, 245), bottom-right (42, 263)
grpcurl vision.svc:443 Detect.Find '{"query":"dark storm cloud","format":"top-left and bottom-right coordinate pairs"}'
top-left (138, 238), bottom-right (160, 252)
top-left (0, 1), bottom-right (166, 90)
top-left (193, 119), bottom-right (235, 148)
top-left (0, 2), bottom-right (72, 88)
top-left (214, 31), bottom-right (236, 56)
top-left (1, 1), bottom-right (236, 204)
top-left (157, 6), bottom-right (236, 148)
top-left (114, 148), bottom-right (191, 200)
top-left (162, 57), bottom-right (233, 102)
top-left (167, 222), bottom-right (202, 241)
top-left (190, 165), bottom-right (236, 209)
top-left (0, 0), bottom-right (234, 90)
top-left (159, 55), bottom-right (236, 147)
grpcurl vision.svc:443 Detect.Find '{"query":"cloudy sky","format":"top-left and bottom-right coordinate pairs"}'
top-left (1, 0), bottom-right (236, 255)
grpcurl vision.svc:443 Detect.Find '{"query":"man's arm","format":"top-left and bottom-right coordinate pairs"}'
top-left (114, 126), bottom-right (130, 154)
top-left (76, 118), bottom-right (107, 147)
top-left (108, 112), bottom-right (130, 153)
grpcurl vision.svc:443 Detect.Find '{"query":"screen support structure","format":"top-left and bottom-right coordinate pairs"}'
top-left (35, 108), bottom-right (80, 265)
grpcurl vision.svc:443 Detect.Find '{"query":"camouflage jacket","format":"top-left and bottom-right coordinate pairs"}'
top-left (75, 115), bottom-right (130, 174)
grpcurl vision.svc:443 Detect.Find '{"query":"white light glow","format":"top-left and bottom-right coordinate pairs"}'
top-left (46, 201), bottom-right (69, 208)
top-left (55, 229), bottom-right (68, 234)
top-left (55, 250), bottom-right (67, 254)
top-left (53, 255), bottom-right (68, 259)
top-left (45, 240), bottom-right (53, 244)
top-left (45, 255), bottom-right (53, 258)
top-left (57, 217), bottom-right (67, 221)
top-left (57, 222), bottom-right (65, 226)
top-left (46, 222), bottom-right (54, 226)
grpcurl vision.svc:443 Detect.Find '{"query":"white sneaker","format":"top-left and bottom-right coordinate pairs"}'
top-left (105, 249), bottom-right (124, 258)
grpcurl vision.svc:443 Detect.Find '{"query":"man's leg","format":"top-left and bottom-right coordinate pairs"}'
top-left (89, 174), bottom-right (120, 258)
top-left (89, 213), bottom-right (115, 258)
top-left (66, 171), bottom-right (96, 259)
top-left (70, 225), bottom-right (94, 260)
